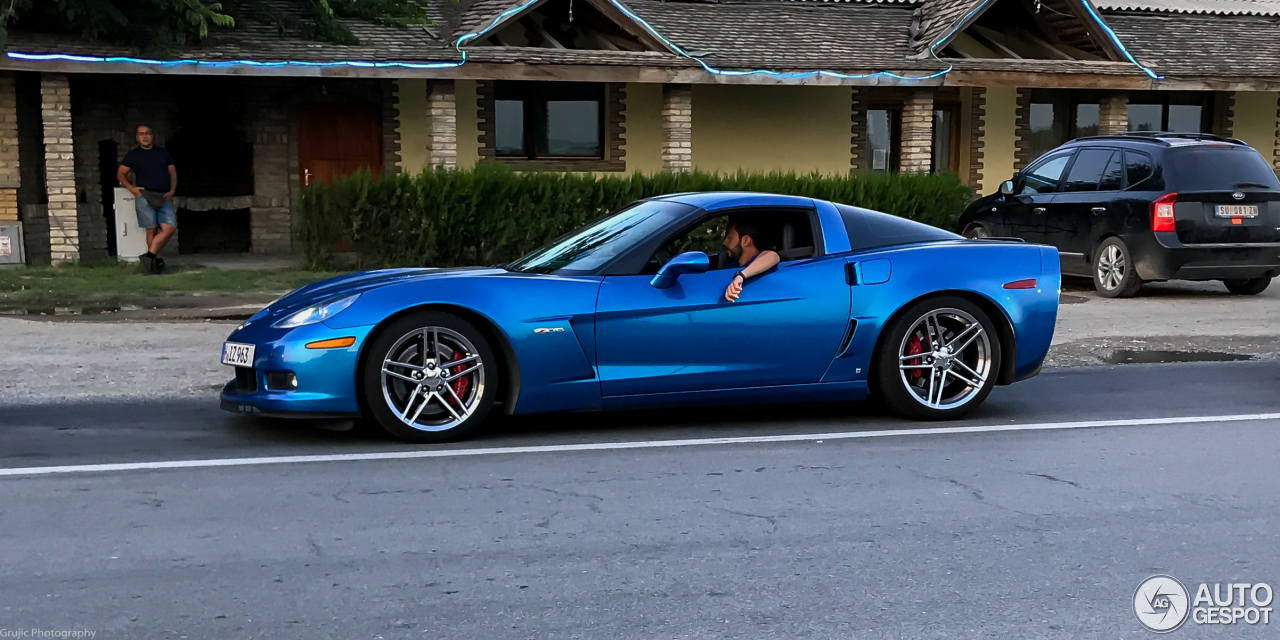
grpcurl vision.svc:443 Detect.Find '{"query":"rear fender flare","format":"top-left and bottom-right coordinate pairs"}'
top-left (868, 290), bottom-right (1019, 390)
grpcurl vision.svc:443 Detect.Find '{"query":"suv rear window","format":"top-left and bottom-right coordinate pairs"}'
top-left (1168, 145), bottom-right (1280, 191)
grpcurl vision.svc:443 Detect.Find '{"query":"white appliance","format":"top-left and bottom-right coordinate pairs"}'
top-left (114, 188), bottom-right (149, 261)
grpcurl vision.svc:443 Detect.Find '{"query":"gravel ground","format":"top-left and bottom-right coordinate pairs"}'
top-left (1, 277), bottom-right (1276, 404)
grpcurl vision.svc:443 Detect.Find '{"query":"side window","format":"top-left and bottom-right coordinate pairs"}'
top-left (1123, 150), bottom-right (1155, 189)
top-left (649, 215), bottom-right (729, 272)
top-left (1099, 152), bottom-right (1123, 191)
top-left (1021, 153), bottom-right (1072, 194)
top-left (1062, 149), bottom-right (1116, 193)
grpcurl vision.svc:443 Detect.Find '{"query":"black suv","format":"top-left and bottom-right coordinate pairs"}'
top-left (958, 133), bottom-right (1280, 297)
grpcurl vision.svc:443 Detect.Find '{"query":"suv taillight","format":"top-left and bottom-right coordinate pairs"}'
top-left (1150, 192), bottom-right (1177, 232)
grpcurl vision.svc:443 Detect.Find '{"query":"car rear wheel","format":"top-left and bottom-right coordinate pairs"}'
top-left (1223, 277), bottom-right (1272, 296)
top-left (362, 311), bottom-right (497, 443)
top-left (1092, 237), bottom-right (1143, 298)
top-left (963, 224), bottom-right (991, 239)
top-left (874, 296), bottom-right (1001, 420)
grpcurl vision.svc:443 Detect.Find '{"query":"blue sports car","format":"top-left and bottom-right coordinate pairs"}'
top-left (220, 192), bottom-right (1060, 442)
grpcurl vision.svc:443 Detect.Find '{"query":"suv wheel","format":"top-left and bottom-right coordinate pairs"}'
top-left (1092, 237), bottom-right (1143, 298)
top-left (963, 224), bottom-right (991, 239)
top-left (1223, 277), bottom-right (1272, 296)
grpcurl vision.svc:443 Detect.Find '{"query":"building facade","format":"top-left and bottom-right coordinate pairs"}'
top-left (2, 0), bottom-right (1279, 262)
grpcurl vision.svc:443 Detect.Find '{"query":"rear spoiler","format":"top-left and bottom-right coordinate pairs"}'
top-left (967, 237), bottom-right (1026, 243)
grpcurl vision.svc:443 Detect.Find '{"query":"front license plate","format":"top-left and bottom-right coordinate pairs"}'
top-left (1216, 204), bottom-right (1259, 218)
top-left (221, 342), bottom-right (256, 367)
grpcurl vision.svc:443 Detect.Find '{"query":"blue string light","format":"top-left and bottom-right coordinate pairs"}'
top-left (929, 0), bottom-right (1160, 80)
top-left (8, 0), bottom-right (953, 82)
top-left (6, 51), bottom-right (465, 69)
top-left (457, 0), bottom-right (952, 82)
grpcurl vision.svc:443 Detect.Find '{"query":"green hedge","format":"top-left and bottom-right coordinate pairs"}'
top-left (298, 164), bottom-right (974, 269)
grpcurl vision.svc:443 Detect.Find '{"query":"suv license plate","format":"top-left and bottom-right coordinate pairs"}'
top-left (221, 342), bottom-right (256, 367)
top-left (1216, 205), bottom-right (1259, 218)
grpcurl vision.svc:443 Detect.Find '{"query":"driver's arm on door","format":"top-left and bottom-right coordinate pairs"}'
top-left (724, 250), bottom-right (780, 303)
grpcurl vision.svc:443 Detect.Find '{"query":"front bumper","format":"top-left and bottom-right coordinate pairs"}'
top-left (1132, 232), bottom-right (1280, 281)
top-left (217, 321), bottom-right (374, 417)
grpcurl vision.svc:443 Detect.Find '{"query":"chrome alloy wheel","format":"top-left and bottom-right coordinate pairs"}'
top-left (380, 326), bottom-right (485, 432)
top-left (1096, 244), bottom-right (1125, 291)
top-left (897, 308), bottom-right (993, 410)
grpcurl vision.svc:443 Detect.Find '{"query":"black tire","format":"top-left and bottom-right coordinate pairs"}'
top-left (1092, 237), bottom-right (1143, 298)
top-left (1223, 277), bottom-right (1272, 296)
top-left (362, 311), bottom-right (498, 443)
top-left (963, 224), bottom-right (992, 239)
top-left (874, 295), bottom-right (1002, 421)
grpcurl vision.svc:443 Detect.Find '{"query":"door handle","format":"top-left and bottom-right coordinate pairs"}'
top-left (1091, 207), bottom-right (1107, 215)
top-left (1032, 207), bottom-right (1046, 214)
top-left (303, 169), bottom-right (313, 187)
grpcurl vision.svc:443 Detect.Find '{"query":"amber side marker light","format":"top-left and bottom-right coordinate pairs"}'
top-left (305, 337), bottom-right (356, 350)
top-left (1003, 279), bottom-right (1037, 290)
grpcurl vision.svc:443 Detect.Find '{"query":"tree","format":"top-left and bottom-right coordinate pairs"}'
top-left (1, 0), bottom-right (435, 51)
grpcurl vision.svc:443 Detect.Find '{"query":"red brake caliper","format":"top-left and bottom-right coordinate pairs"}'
top-left (906, 335), bottom-right (924, 380)
top-left (449, 349), bottom-right (470, 406)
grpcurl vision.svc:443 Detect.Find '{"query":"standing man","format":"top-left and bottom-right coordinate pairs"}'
top-left (117, 124), bottom-right (177, 274)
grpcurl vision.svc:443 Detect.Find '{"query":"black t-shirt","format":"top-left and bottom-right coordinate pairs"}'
top-left (121, 147), bottom-right (174, 192)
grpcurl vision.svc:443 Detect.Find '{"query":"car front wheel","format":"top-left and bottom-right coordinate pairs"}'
top-left (1092, 237), bottom-right (1143, 298)
top-left (875, 296), bottom-right (1001, 420)
top-left (1223, 277), bottom-right (1272, 296)
top-left (362, 311), bottom-right (497, 443)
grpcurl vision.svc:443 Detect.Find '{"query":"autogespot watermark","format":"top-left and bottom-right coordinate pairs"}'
top-left (0, 631), bottom-right (96, 639)
top-left (1134, 575), bottom-right (1274, 633)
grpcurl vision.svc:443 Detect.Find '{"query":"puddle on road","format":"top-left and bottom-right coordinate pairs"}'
top-left (1104, 349), bottom-right (1255, 365)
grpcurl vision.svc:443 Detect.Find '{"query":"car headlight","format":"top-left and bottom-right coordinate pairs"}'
top-left (273, 294), bottom-right (360, 329)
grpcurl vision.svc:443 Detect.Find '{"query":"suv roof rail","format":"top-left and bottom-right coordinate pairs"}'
top-left (1068, 132), bottom-right (1248, 146)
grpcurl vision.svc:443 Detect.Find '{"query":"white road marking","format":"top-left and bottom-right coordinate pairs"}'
top-left (3, 412), bottom-right (1279, 479)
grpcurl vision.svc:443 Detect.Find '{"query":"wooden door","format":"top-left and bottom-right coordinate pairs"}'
top-left (297, 104), bottom-right (383, 187)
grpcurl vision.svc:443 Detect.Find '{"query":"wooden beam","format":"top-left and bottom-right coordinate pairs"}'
top-left (1013, 30), bottom-right (1073, 60)
top-left (581, 0), bottom-right (674, 53)
top-left (968, 25), bottom-right (1023, 59)
top-left (945, 69), bottom-right (1154, 90)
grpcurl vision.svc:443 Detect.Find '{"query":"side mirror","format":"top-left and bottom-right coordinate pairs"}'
top-left (1000, 180), bottom-right (1015, 196)
top-left (650, 251), bottom-right (710, 289)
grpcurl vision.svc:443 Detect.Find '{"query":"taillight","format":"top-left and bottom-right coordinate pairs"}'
top-left (1150, 192), bottom-right (1177, 232)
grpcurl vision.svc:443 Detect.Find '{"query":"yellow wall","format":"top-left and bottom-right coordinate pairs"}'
top-left (1231, 91), bottom-right (1278, 160)
top-left (622, 83), bottom-right (664, 174)
top-left (691, 85), bottom-right (852, 175)
top-left (980, 87), bottom-right (1018, 195)
top-left (395, 79), bottom-right (429, 174)
top-left (456, 80), bottom-right (482, 169)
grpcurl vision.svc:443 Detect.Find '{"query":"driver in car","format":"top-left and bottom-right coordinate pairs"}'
top-left (722, 216), bottom-right (780, 303)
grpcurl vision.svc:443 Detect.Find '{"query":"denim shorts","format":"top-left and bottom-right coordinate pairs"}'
top-left (135, 195), bottom-right (177, 229)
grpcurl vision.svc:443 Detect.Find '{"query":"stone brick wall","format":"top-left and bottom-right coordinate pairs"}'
top-left (1099, 93), bottom-right (1129, 136)
top-left (250, 109), bottom-right (292, 255)
top-left (661, 83), bottom-right (692, 172)
top-left (850, 88), bottom-right (867, 173)
top-left (428, 79), bottom-right (458, 169)
top-left (899, 89), bottom-right (934, 173)
top-left (1013, 89), bottom-right (1032, 172)
top-left (381, 80), bottom-right (401, 176)
top-left (40, 74), bottom-right (78, 264)
top-left (968, 88), bottom-right (986, 189)
top-left (0, 76), bottom-right (18, 223)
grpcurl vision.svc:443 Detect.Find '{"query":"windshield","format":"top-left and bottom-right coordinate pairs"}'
top-left (1170, 145), bottom-right (1280, 192)
top-left (506, 200), bottom-right (696, 275)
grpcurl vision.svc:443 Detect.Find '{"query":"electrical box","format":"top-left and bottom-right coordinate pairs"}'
top-left (0, 222), bottom-right (23, 267)
top-left (114, 188), bottom-right (149, 261)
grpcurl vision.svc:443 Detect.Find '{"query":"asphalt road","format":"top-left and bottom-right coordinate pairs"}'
top-left (2, 361), bottom-right (1279, 639)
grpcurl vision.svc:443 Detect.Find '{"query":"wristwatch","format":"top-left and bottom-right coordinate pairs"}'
top-left (732, 270), bottom-right (746, 283)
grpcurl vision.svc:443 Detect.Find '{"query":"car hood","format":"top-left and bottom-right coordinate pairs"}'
top-left (261, 266), bottom-right (503, 319)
